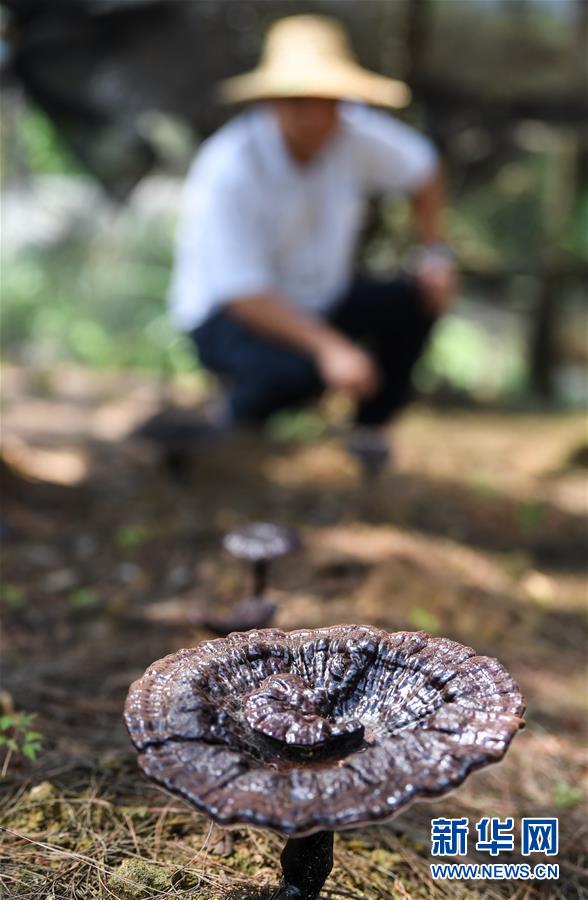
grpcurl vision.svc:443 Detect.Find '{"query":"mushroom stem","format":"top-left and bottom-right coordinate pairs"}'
top-left (276, 830), bottom-right (334, 900)
top-left (253, 558), bottom-right (269, 596)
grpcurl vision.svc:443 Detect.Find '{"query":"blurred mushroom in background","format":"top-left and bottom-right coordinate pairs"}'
top-left (196, 523), bottom-right (300, 635)
top-left (223, 522), bottom-right (300, 596)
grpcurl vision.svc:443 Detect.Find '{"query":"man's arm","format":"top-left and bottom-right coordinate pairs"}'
top-left (410, 167), bottom-right (456, 315)
top-left (346, 105), bottom-right (454, 314)
top-left (227, 294), bottom-right (380, 399)
top-left (411, 167), bottom-right (445, 243)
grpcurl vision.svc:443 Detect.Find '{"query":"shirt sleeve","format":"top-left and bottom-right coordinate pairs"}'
top-left (183, 162), bottom-right (275, 306)
top-left (346, 106), bottom-right (439, 197)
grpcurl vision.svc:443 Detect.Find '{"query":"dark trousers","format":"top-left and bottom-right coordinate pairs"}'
top-left (191, 276), bottom-right (436, 426)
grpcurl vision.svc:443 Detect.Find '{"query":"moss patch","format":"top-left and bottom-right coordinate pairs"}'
top-left (109, 859), bottom-right (173, 899)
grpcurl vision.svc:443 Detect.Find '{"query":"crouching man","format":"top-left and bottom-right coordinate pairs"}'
top-left (168, 15), bottom-right (455, 467)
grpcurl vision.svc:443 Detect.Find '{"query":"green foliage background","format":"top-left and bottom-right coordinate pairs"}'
top-left (2, 0), bottom-right (586, 407)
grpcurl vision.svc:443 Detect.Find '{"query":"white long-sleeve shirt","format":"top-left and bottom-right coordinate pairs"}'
top-left (168, 104), bottom-right (438, 331)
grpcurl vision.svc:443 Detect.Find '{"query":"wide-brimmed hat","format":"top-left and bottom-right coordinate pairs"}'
top-left (219, 15), bottom-right (410, 108)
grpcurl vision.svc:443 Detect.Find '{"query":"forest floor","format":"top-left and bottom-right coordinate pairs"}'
top-left (1, 365), bottom-right (586, 899)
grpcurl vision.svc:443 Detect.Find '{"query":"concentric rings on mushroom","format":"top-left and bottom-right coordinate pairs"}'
top-left (124, 625), bottom-right (525, 837)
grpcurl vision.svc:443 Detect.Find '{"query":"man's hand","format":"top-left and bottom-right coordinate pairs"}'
top-left (227, 293), bottom-right (380, 399)
top-left (314, 337), bottom-right (380, 399)
top-left (417, 263), bottom-right (457, 316)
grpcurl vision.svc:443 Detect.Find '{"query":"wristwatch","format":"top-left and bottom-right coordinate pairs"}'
top-left (408, 242), bottom-right (456, 273)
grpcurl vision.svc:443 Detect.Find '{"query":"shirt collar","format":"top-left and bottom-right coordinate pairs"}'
top-left (249, 104), bottom-right (342, 180)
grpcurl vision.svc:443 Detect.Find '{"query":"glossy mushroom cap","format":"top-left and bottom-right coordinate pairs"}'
top-left (223, 523), bottom-right (300, 562)
top-left (124, 626), bottom-right (525, 837)
top-left (244, 673), bottom-right (364, 752)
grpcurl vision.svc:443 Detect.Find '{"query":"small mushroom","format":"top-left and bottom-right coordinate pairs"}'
top-left (125, 626), bottom-right (525, 899)
top-left (195, 597), bottom-right (277, 637)
top-left (196, 523), bottom-right (299, 636)
top-left (223, 522), bottom-right (300, 597)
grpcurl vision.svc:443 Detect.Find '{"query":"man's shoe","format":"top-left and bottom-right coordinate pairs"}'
top-left (346, 426), bottom-right (392, 480)
top-left (132, 406), bottom-right (232, 482)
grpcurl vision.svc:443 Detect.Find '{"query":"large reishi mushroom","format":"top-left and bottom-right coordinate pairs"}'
top-left (124, 626), bottom-right (525, 899)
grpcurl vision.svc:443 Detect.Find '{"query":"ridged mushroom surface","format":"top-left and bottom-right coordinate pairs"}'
top-left (124, 626), bottom-right (525, 836)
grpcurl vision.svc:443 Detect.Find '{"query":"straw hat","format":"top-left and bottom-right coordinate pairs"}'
top-left (219, 15), bottom-right (410, 108)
